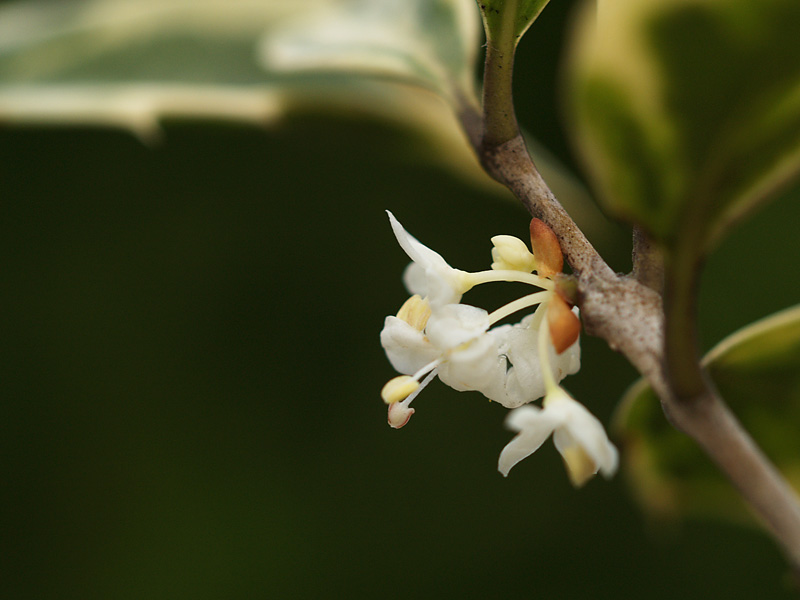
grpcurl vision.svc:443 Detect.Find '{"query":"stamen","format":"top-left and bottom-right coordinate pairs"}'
top-left (462, 269), bottom-right (555, 291)
top-left (488, 291), bottom-right (551, 326)
top-left (381, 376), bottom-right (420, 404)
top-left (387, 369), bottom-right (438, 429)
top-left (398, 369), bottom-right (438, 409)
top-left (381, 359), bottom-right (441, 405)
top-left (411, 359), bottom-right (442, 381)
top-left (396, 295), bottom-right (431, 330)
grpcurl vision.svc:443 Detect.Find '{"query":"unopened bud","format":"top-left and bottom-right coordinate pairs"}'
top-left (396, 295), bottom-right (431, 331)
top-left (547, 294), bottom-right (581, 354)
top-left (381, 375), bottom-right (420, 404)
top-left (530, 219), bottom-right (563, 278)
top-left (490, 235), bottom-right (536, 273)
top-left (388, 402), bottom-right (415, 429)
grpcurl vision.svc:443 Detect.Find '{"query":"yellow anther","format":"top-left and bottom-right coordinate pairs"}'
top-left (490, 235), bottom-right (537, 273)
top-left (381, 375), bottom-right (420, 404)
top-left (560, 445), bottom-right (597, 488)
top-left (396, 295), bottom-right (432, 331)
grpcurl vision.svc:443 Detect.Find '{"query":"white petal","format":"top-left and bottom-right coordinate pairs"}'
top-left (502, 317), bottom-right (547, 407)
top-left (387, 210), bottom-right (450, 273)
top-left (495, 311), bottom-right (582, 408)
top-left (424, 267), bottom-right (464, 307)
top-left (498, 406), bottom-right (559, 477)
top-left (380, 316), bottom-right (439, 375)
top-left (402, 262), bottom-right (428, 297)
top-left (438, 334), bottom-right (506, 397)
top-left (550, 395), bottom-right (618, 478)
top-left (425, 304), bottom-right (490, 350)
top-left (387, 211), bottom-right (465, 306)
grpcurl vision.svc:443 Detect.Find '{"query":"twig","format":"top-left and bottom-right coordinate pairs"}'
top-left (458, 12), bottom-right (800, 574)
top-left (632, 226), bottom-right (664, 294)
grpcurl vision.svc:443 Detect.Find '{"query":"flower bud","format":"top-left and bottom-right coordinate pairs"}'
top-left (490, 235), bottom-right (536, 273)
top-left (530, 219), bottom-right (563, 278)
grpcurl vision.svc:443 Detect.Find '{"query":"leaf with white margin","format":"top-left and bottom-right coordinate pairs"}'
top-left (615, 304), bottom-right (800, 525)
top-left (260, 0), bottom-right (481, 108)
top-left (0, 0), bottom-right (608, 239)
top-left (0, 0), bottom-right (332, 138)
top-left (567, 0), bottom-right (800, 254)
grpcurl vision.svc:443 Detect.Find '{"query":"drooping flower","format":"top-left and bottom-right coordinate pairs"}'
top-left (380, 296), bottom-right (580, 420)
top-left (379, 211), bottom-right (616, 486)
top-left (498, 387), bottom-right (619, 486)
top-left (380, 213), bottom-right (579, 414)
top-left (380, 300), bottom-right (509, 427)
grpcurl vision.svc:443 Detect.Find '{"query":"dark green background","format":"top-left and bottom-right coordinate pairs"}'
top-left (2, 1), bottom-right (799, 598)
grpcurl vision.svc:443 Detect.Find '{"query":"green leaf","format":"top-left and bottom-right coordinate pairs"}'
top-left (616, 304), bottom-right (800, 525)
top-left (0, 0), bottom-right (605, 232)
top-left (0, 0), bottom-right (485, 183)
top-left (0, 0), bottom-right (482, 132)
top-left (568, 0), bottom-right (800, 254)
top-left (261, 0), bottom-right (482, 108)
top-left (0, 0), bottom-right (325, 136)
top-left (478, 0), bottom-right (551, 47)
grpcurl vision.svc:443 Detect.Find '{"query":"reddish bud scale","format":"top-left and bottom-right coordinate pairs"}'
top-left (530, 218), bottom-right (563, 278)
top-left (547, 294), bottom-right (581, 354)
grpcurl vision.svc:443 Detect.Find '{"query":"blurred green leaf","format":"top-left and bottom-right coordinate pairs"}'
top-left (0, 0), bottom-right (327, 136)
top-left (0, 0), bottom-right (607, 239)
top-left (478, 0), bottom-right (551, 46)
top-left (568, 0), bottom-right (800, 254)
top-left (0, 0), bottom-right (482, 130)
top-left (616, 304), bottom-right (800, 525)
top-left (261, 0), bottom-right (481, 107)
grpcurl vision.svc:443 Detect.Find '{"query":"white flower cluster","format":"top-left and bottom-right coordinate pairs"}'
top-left (380, 212), bottom-right (617, 485)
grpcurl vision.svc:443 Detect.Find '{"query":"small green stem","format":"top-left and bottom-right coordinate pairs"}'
top-left (481, 0), bottom-right (521, 149)
top-left (663, 240), bottom-right (707, 401)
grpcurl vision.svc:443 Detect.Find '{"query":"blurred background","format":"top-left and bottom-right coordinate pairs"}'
top-left (1, 0), bottom-right (800, 598)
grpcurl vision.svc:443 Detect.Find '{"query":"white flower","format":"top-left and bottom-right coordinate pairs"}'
top-left (426, 304), bottom-right (508, 400)
top-left (379, 210), bottom-right (617, 487)
top-left (387, 211), bottom-right (469, 307)
top-left (380, 302), bottom-right (506, 394)
top-left (380, 299), bottom-right (581, 415)
top-left (380, 300), bottom-right (508, 426)
top-left (497, 312), bottom-right (581, 408)
top-left (380, 313), bottom-right (439, 376)
top-left (498, 387), bottom-right (618, 486)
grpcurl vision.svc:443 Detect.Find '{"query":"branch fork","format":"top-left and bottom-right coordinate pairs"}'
top-left (457, 20), bottom-right (800, 575)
